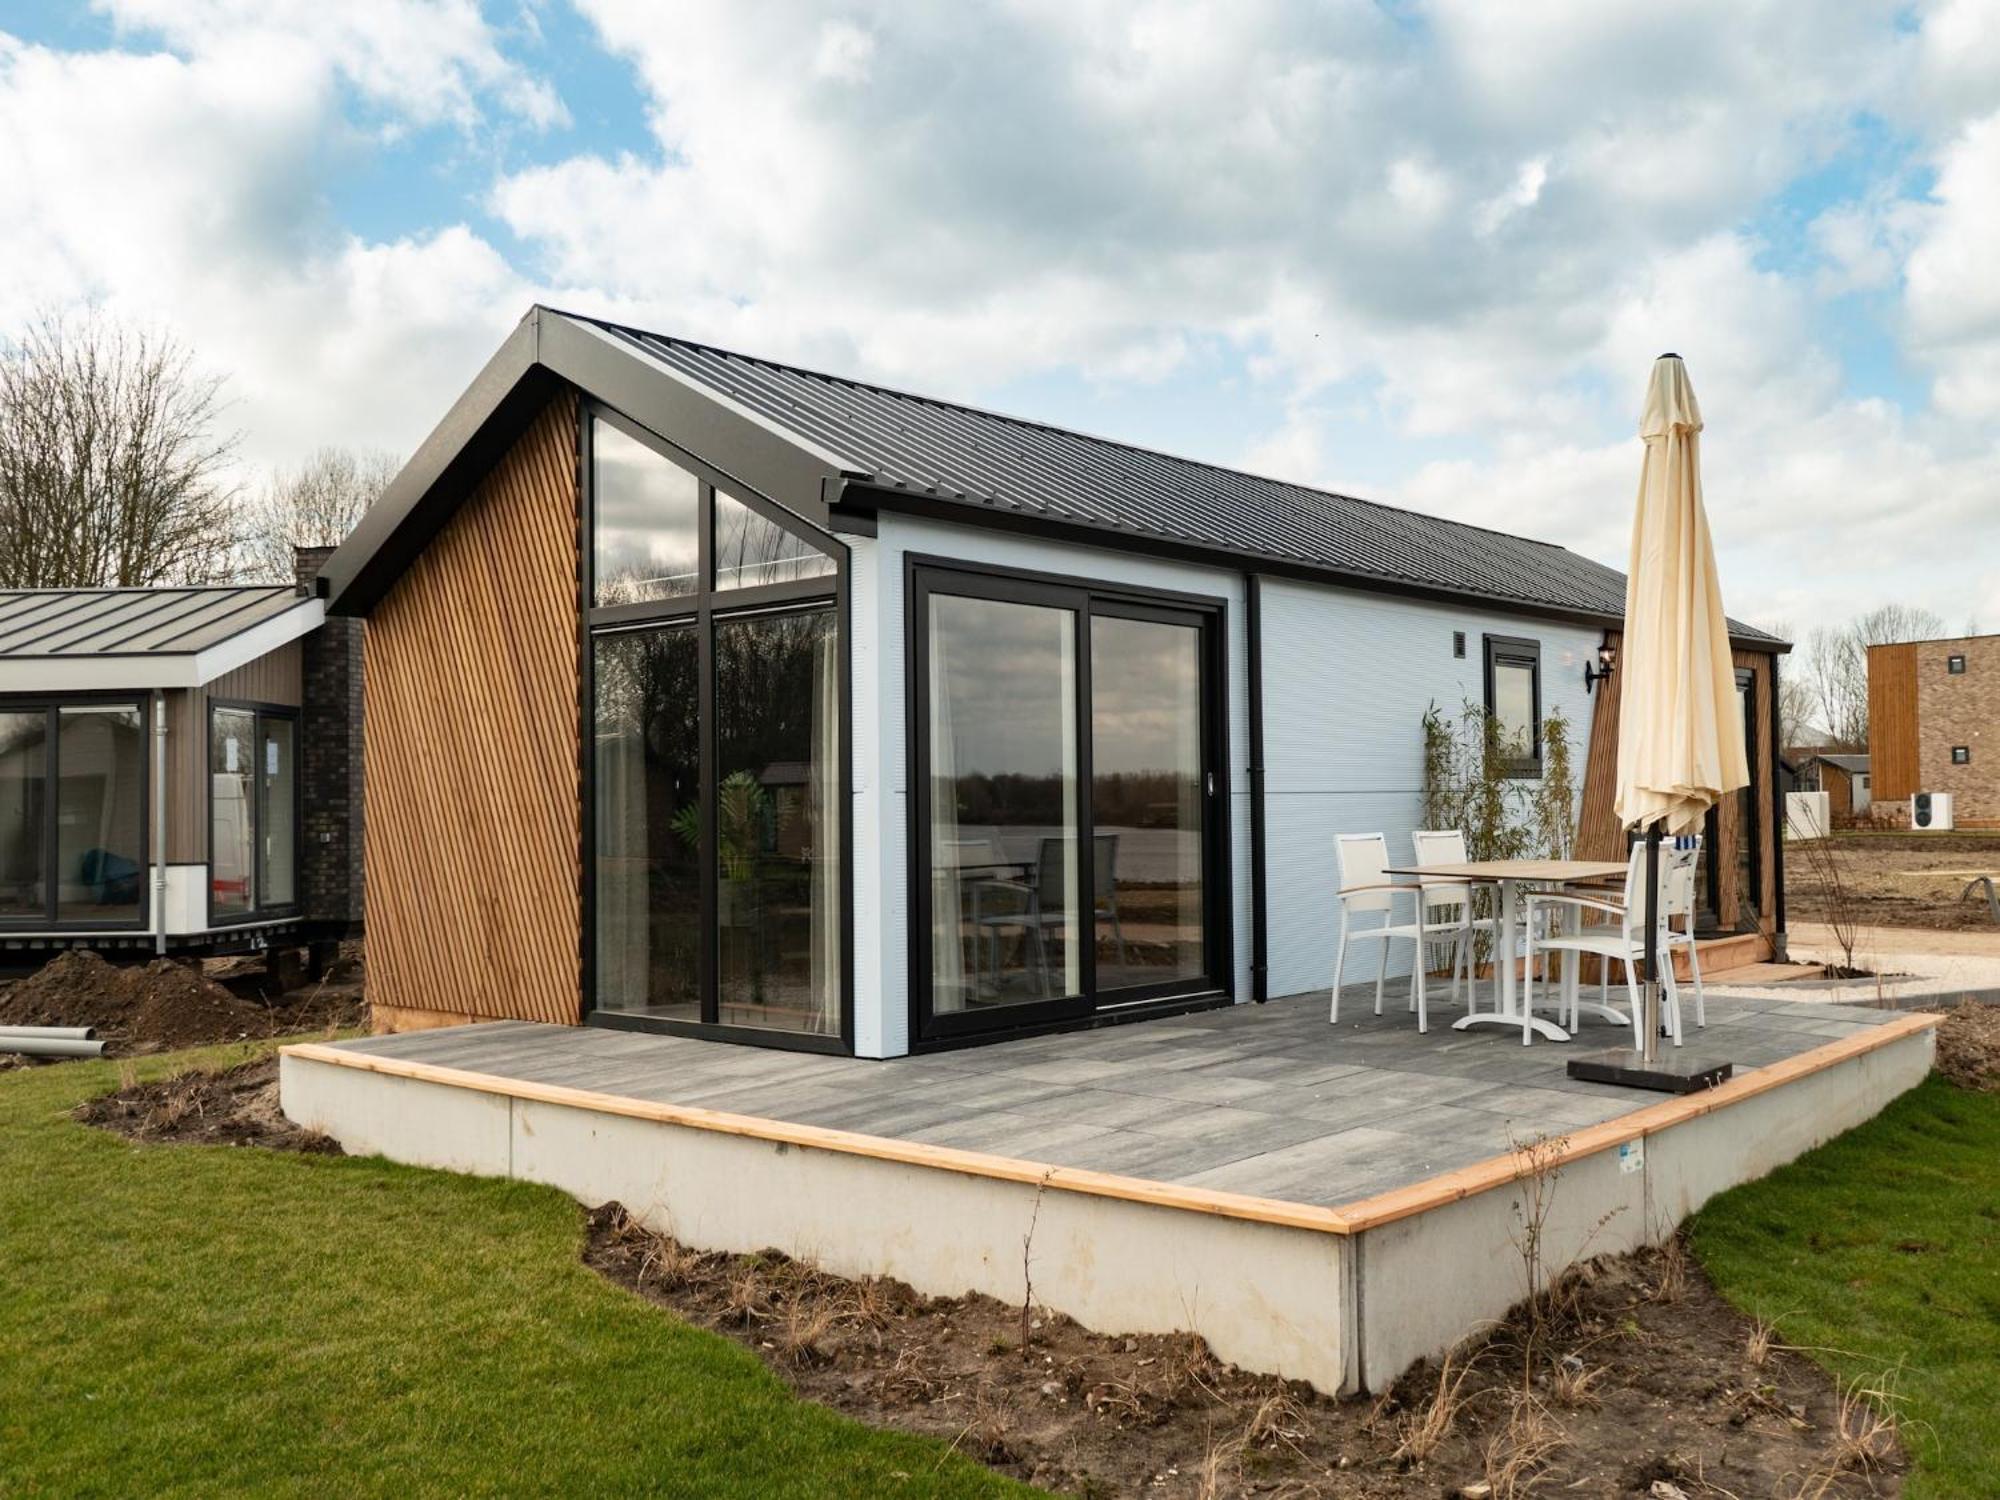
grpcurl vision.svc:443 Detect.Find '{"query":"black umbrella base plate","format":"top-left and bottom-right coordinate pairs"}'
top-left (1566, 1048), bottom-right (1734, 1094)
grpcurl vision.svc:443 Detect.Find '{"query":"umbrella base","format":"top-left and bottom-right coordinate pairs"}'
top-left (1566, 1048), bottom-right (1734, 1094)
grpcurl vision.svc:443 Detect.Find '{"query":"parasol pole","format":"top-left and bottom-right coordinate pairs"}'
top-left (1642, 821), bottom-right (1662, 1065)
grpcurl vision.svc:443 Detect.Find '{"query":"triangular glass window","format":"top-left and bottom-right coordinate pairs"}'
top-left (713, 489), bottom-right (833, 591)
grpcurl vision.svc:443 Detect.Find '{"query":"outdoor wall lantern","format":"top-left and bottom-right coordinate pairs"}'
top-left (1584, 640), bottom-right (1616, 694)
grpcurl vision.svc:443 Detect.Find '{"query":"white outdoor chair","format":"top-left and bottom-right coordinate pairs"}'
top-left (1521, 840), bottom-right (1701, 1047)
top-left (1410, 829), bottom-right (1501, 1015)
top-left (1661, 835), bottom-right (1707, 1033)
top-left (1330, 832), bottom-right (1433, 1030)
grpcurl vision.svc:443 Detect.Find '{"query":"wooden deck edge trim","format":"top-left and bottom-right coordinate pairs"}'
top-left (276, 1042), bottom-right (1359, 1237)
top-left (1331, 1011), bottom-right (1942, 1233)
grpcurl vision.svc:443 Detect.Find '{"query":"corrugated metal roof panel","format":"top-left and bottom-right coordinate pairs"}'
top-left (0, 586), bottom-right (302, 658)
top-left (579, 315), bottom-right (1779, 643)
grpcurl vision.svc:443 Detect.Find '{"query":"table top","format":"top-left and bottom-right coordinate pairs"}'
top-left (1383, 858), bottom-right (1629, 883)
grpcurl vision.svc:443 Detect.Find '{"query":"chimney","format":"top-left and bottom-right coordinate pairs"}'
top-left (293, 544), bottom-right (338, 597)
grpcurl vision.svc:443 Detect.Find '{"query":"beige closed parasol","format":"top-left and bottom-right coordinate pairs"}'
top-left (1609, 353), bottom-right (1749, 1072)
top-left (1615, 353), bottom-right (1749, 837)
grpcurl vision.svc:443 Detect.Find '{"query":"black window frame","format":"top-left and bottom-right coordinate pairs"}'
top-left (1952, 745), bottom-right (1971, 765)
top-left (578, 399), bottom-right (854, 1056)
top-left (1482, 634), bottom-right (1543, 779)
top-left (1947, 654), bottom-right (1966, 675)
top-left (205, 698), bottom-right (302, 929)
top-left (905, 554), bottom-right (1233, 1048)
top-left (0, 693), bottom-right (151, 933)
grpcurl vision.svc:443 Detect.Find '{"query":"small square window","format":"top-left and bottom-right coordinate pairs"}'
top-left (1948, 654), bottom-right (1966, 674)
top-left (1952, 745), bottom-right (1971, 765)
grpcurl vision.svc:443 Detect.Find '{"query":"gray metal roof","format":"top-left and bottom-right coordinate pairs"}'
top-left (0, 585), bottom-right (304, 659)
top-left (579, 314), bottom-right (1781, 643)
top-left (1811, 753), bottom-right (1871, 774)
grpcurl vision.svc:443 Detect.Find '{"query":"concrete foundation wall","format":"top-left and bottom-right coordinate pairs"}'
top-left (281, 1020), bottom-right (1935, 1396)
top-left (279, 1052), bottom-right (1354, 1391)
top-left (1349, 1023), bottom-right (1935, 1384)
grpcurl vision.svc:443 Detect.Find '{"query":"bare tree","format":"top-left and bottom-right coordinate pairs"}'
top-left (1800, 603), bottom-right (1946, 750)
top-left (0, 309), bottom-right (238, 587)
top-left (237, 446), bottom-right (397, 583)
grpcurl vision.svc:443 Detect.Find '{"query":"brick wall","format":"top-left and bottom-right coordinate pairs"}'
top-left (295, 546), bottom-right (366, 932)
top-left (1914, 635), bottom-right (2000, 827)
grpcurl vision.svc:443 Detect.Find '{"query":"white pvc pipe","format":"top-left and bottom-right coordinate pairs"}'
top-left (0, 1035), bottom-right (106, 1058)
top-left (0, 1024), bottom-right (97, 1040)
top-left (153, 689), bottom-right (169, 957)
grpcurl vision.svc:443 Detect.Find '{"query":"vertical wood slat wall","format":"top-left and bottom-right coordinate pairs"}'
top-left (1575, 632), bottom-right (1780, 957)
top-left (1867, 642), bottom-right (1919, 801)
top-left (363, 394), bottom-right (583, 1027)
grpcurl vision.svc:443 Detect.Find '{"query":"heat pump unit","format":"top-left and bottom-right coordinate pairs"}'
top-left (1912, 791), bottom-right (1955, 831)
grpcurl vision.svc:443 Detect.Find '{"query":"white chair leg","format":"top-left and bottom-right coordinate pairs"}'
top-left (1623, 958), bottom-right (1644, 1050)
top-left (1374, 927), bottom-right (1388, 1017)
top-left (1687, 937), bottom-right (1706, 1029)
top-left (1330, 910), bottom-right (1349, 1023)
top-left (1414, 934), bottom-right (1428, 1033)
top-left (1664, 960), bottom-right (1684, 1046)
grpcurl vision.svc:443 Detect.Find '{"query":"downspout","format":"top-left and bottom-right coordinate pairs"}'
top-left (1768, 654), bottom-right (1787, 961)
top-left (152, 690), bottom-right (168, 956)
top-left (1246, 573), bottom-right (1268, 1003)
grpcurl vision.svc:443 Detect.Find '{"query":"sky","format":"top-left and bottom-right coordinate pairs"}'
top-left (3, 1), bottom-right (1997, 642)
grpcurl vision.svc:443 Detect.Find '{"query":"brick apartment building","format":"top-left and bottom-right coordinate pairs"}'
top-left (1869, 632), bottom-right (2000, 829)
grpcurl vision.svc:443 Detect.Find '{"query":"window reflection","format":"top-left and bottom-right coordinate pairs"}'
top-left (713, 490), bottom-right (834, 592)
top-left (592, 418), bottom-right (700, 606)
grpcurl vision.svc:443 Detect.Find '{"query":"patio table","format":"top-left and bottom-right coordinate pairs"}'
top-left (1383, 858), bottom-right (1629, 1044)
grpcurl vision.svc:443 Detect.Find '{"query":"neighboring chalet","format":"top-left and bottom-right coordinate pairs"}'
top-left (0, 550), bottom-right (363, 964)
top-left (316, 306), bottom-right (1789, 1053)
top-left (1870, 633), bottom-right (1999, 830)
top-left (1797, 752), bottom-right (1872, 824)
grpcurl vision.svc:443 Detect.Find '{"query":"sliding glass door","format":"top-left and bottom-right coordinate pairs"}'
top-left (913, 566), bottom-right (1225, 1042)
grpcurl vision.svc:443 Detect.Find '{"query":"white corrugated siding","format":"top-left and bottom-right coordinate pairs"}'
top-left (1260, 579), bottom-right (1600, 999)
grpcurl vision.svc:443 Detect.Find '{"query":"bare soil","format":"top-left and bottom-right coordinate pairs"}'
top-left (76, 1055), bottom-right (340, 1153)
top-left (0, 948), bottom-right (363, 1063)
top-left (1788, 834), bottom-right (2000, 933)
top-left (1929, 1000), bottom-right (2000, 1092)
top-left (81, 1054), bottom-right (1910, 1498)
top-left (584, 1208), bottom-right (1901, 1499)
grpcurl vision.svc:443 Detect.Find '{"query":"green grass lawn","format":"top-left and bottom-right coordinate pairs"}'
top-left (1691, 1076), bottom-right (2000, 1500)
top-left (0, 1042), bottom-right (1034, 1499)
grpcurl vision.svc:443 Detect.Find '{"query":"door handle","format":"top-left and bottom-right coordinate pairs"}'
top-left (1206, 771), bottom-right (1217, 797)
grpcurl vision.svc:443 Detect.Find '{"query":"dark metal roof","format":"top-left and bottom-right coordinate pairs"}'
top-left (577, 314), bottom-right (1781, 644)
top-left (1810, 753), bottom-right (1871, 774)
top-left (0, 585), bottom-right (304, 658)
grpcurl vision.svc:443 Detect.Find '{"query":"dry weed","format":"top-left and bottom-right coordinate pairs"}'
top-left (1391, 1347), bottom-right (1475, 1467)
top-left (776, 1297), bottom-right (838, 1367)
top-left (1548, 1355), bottom-right (1604, 1410)
top-left (1651, 1231), bottom-right (1690, 1305)
top-left (1482, 1388), bottom-right (1566, 1499)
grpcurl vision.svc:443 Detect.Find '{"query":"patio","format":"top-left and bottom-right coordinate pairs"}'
top-left (281, 987), bottom-right (1937, 1394)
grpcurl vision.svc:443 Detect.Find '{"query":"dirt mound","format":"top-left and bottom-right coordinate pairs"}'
top-left (76, 1055), bottom-right (339, 1153)
top-left (0, 950), bottom-right (360, 1055)
top-left (1931, 1000), bottom-right (2000, 1091)
top-left (582, 1204), bottom-right (1902, 1500)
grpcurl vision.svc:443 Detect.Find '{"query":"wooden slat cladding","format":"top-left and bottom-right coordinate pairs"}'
top-left (363, 394), bottom-right (582, 1026)
top-left (1868, 642), bottom-right (1918, 800)
top-left (1575, 631), bottom-right (1625, 861)
top-left (1576, 633), bottom-right (1780, 957)
top-left (207, 640), bottom-right (302, 707)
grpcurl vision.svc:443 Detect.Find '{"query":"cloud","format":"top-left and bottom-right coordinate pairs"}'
top-left (99, 0), bottom-right (566, 129)
top-left (1, 0), bottom-right (1996, 643)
